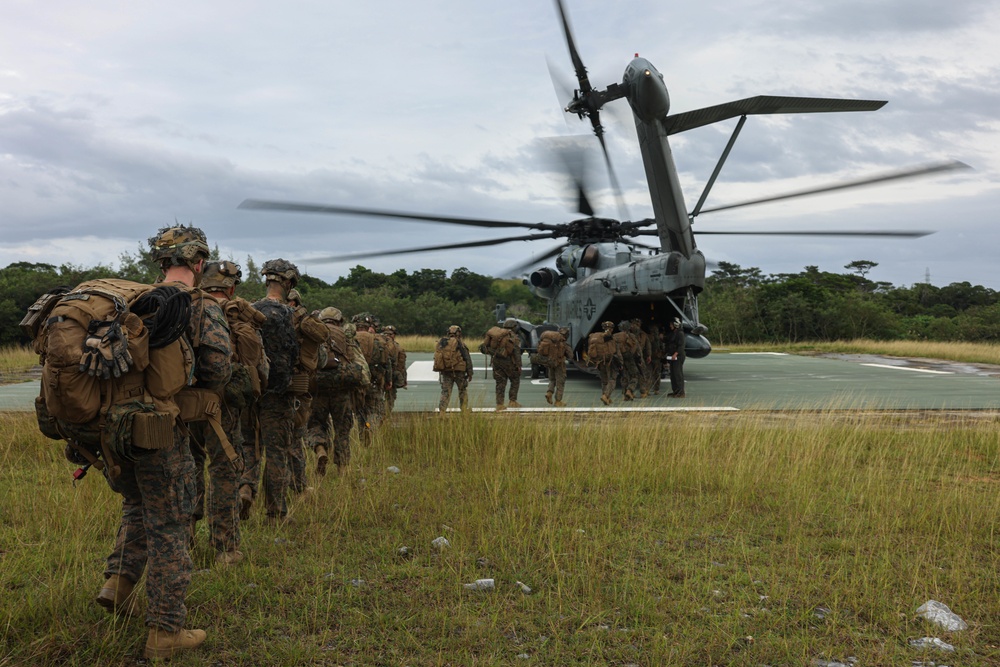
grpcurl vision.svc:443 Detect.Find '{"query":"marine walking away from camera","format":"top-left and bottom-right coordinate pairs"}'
top-left (435, 325), bottom-right (473, 412)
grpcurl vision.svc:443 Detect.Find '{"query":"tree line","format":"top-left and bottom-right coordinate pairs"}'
top-left (700, 260), bottom-right (1000, 344)
top-left (2, 250), bottom-right (996, 348)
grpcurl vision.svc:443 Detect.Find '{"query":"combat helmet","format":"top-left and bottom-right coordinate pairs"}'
top-left (260, 258), bottom-right (300, 287)
top-left (618, 320), bottom-right (631, 332)
top-left (318, 306), bottom-right (344, 324)
top-left (502, 317), bottom-right (518, 330)
top-left (558, 326), bottom-right (570, 337)
top-left (601, 320), bottom-right (615, 330)
top-left (200, 260), bottom-right (242, 291)
top-left (383, 325), bottom-right (397, 336)
top-left (150, 225), bottom-right (210, 269)
top-left (447, 324), bottom-right (462, 336)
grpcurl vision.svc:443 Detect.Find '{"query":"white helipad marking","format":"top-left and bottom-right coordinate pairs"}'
top-left (729, 352), bottom-right (788, 356)
top-left (407, 361), bottom-right (490, 382)
top-left (443, 407), bottom-right (739, 413)
top-left (861, 363), bottom-right (954, 375)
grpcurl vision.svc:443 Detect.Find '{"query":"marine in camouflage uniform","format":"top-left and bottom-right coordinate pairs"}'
top-left (613, 320), bottom-right (641, 401)
top-left (352, 313), bottom-right (390, 443)
top-left (488, 318), bottom-right (522, 410)
top-left (632, 318), bottom-right (653, 398)
top-left (648, 323), bottom-right (663, 394)
top-left (189, 260), bottom-right (258, 565)
top-left (309, 308), bottom-right (369, 474)
top-left (100, 225), bottom-right (230, 657)
top-left (437, 325), bottom-right (473, 412)
top-left (252, 259), bottom-right (301, 522)
top-left (382, 325), bottom-right (406, 417)
top-left (544, 327), bottom-right (573, 406)
top-left (590, 321), bottom-right (622, 405)
top-left (286, 288), bottom-right (312, 495)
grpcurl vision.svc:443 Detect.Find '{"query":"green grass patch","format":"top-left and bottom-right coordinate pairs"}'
top-left (2, 411), bottom-right (1000, 664)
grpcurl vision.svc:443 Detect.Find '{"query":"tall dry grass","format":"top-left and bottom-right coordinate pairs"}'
top-left (2, 410), bottom-right (999, 664)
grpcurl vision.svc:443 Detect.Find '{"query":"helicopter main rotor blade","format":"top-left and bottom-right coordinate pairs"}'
top-left (298, 232), bottom-right (560, 265)
top-left (633, 229), bottom-right (932, 238)
top-left (695, 160), bottom-right (971, 216)
top-left (553, 0), bottom-right (592, 96)
top-left (239, 199), bottom-right (560, 231)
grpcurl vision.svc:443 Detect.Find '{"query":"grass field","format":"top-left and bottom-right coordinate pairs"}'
top-left (2, 409), bottom-right (999, 665)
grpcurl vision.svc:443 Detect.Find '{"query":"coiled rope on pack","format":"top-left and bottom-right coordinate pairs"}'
top-left (131, 286), bottom-right (192, 349)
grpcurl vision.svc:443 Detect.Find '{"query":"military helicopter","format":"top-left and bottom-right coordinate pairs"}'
top-left (239, 0), bottom-right (966, 372)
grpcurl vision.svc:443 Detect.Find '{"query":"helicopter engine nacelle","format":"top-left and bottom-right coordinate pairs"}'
top-left (529, 267), bottom-right (557, 289)
top-left (555, 245), bottom-right (600, 278)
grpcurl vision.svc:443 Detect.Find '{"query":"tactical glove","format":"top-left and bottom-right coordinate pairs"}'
top-left (79, 321), bottom-right (133, 379)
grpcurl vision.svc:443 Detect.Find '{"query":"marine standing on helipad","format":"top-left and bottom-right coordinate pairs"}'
top-left (435, 325), bottom-right (473, 412)
top-left (482, 318), bottom-right (522, 411)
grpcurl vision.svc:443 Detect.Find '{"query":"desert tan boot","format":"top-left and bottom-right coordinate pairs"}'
top-left (495, 403), bottom-right (506, 411)
top-left (144, 627), bottom-right (207, 659)
top-left (315, 445), bottom-right (329, 476)
top-left (215, 550), bottom-right (244, 566)
top-left (238, 485), bottom-right (253, 521)
top-left (508, 400), bottom-right (522, 408)
top-left (600, 394), bottom-right (612, 405)
top-left (96, 574), bottom-right (137, 615)
top-left (554, 400), bottom-right (567, 407)
top-left (545, 391), bottom-right (553, 404)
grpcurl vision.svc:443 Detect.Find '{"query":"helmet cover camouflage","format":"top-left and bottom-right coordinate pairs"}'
top-left (447, 324), bottom-right (462, 336)
top-left (260, 258), bottom-right (300, 287)
top-left (200, 260), bottom-right (242, 291)
top-left (503, 317), bottom-right (518, 329)
top-left (601, 320), bottom-right (615, 330)
top-left (318, 306), bottom-right (344, 324)
top-left (558, 326), bottom-right (570, 337)
top-left (383, 325), bottom-right (396, 335)
top-left (150, 225), bottom-right (210, 268)
top-left (618, 320), bottom-right (631, 332)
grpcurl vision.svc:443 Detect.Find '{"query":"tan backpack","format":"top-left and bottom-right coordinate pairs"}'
top-left (355, 330), bottom-right (390, 383)
top-left (587, 331), bottom-right (616, 364)
top-left (433, 337), bottom-right (467, 372)
top-left (31, 279), bottom-right (195, 477)
top-left (221, 297), bottom-right (267, 404)
top-left (482, 326), bottom-right (515, 358)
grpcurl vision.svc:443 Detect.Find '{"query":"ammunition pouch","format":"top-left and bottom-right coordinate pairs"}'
top-left (103, 402), bottom-right (175, 462)
top-left (288, 372), bottom-right (311, 395)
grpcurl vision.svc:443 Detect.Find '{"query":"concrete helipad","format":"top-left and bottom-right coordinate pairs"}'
top-left (3, 352), bottom-right (998, 413)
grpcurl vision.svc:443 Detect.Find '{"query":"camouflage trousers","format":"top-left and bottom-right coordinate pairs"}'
top-left (439, 372), bottom-right (470, 412)
top-left (545, 361), bottom-right (567, 402)
top-left (190, 405), bottom-right (243, 553)
top-left (238, 402), bottom-right (260, 498)
top-left (289, 394), bottom-right (312, 493)
top-left (307, 390), bottom-right (354, 469)
top-left (597, 362), bottom-right (620, 399)
top-left (355, 384), bottom-right (385, 443)
top-left (386, 385), bottom-right (397, 416)
top-left (620, 357), bottom-right (639, 397)
top-left (258, 392), bottom-right (298, 519)
top-left (636, 358), bottom-right (652, 396)
top-left (651, 357), bottom-right (663, 393)
top-left (492, 357), bottom-right (521, 404)
top-left (104, 428), bottom-right (195, 633)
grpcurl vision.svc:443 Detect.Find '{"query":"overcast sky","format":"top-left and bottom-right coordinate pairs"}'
top-left (2, 0), bottom-right (998, 290)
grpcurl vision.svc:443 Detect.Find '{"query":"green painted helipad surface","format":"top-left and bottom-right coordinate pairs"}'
top-left (3, 352), bottom-right (997, 413)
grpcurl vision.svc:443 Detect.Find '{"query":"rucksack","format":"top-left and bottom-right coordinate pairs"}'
top-left (315, 323), bottom-right (368, 392)
top-left (355, 330), bottom-right (390, 384)
top-left (433, 337), bottom-right (467, 372)
top-left (587, 331), bottom-right (616, 364)
top-left (535, 330), bottom-right (565, 366)
top-left (31, 279), bottom-right (195, 474)
top-left (482, 326), bottom-right (515, 358)
top-left (220, 297), bottom-right (267, 410)
top-left (253, 298), bottom-right (299, 394)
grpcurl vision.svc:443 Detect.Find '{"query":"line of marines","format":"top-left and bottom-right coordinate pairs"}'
top-left (31, 224), bottom-right (684, 660)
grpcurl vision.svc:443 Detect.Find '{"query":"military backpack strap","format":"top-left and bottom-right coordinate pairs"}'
top-left (176, 387), bottom-right (242, 470)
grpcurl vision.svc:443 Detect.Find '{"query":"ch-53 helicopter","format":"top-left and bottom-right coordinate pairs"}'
top-left (239, 0), bottom-right (967, 373)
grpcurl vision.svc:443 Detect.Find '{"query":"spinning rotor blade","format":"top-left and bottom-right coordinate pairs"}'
top-left (632, 229), bottom-right (931, 238)
top-left (239, 199), bottom-right (558, 231)
top-left (298, 232), bottom-right (560, 265)
top-left (501, 243), bottom-right (568, 277)
top-left (552, 0), bottom-right (629, 221)
top-left (695, 160), bottom-right (971, 216)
